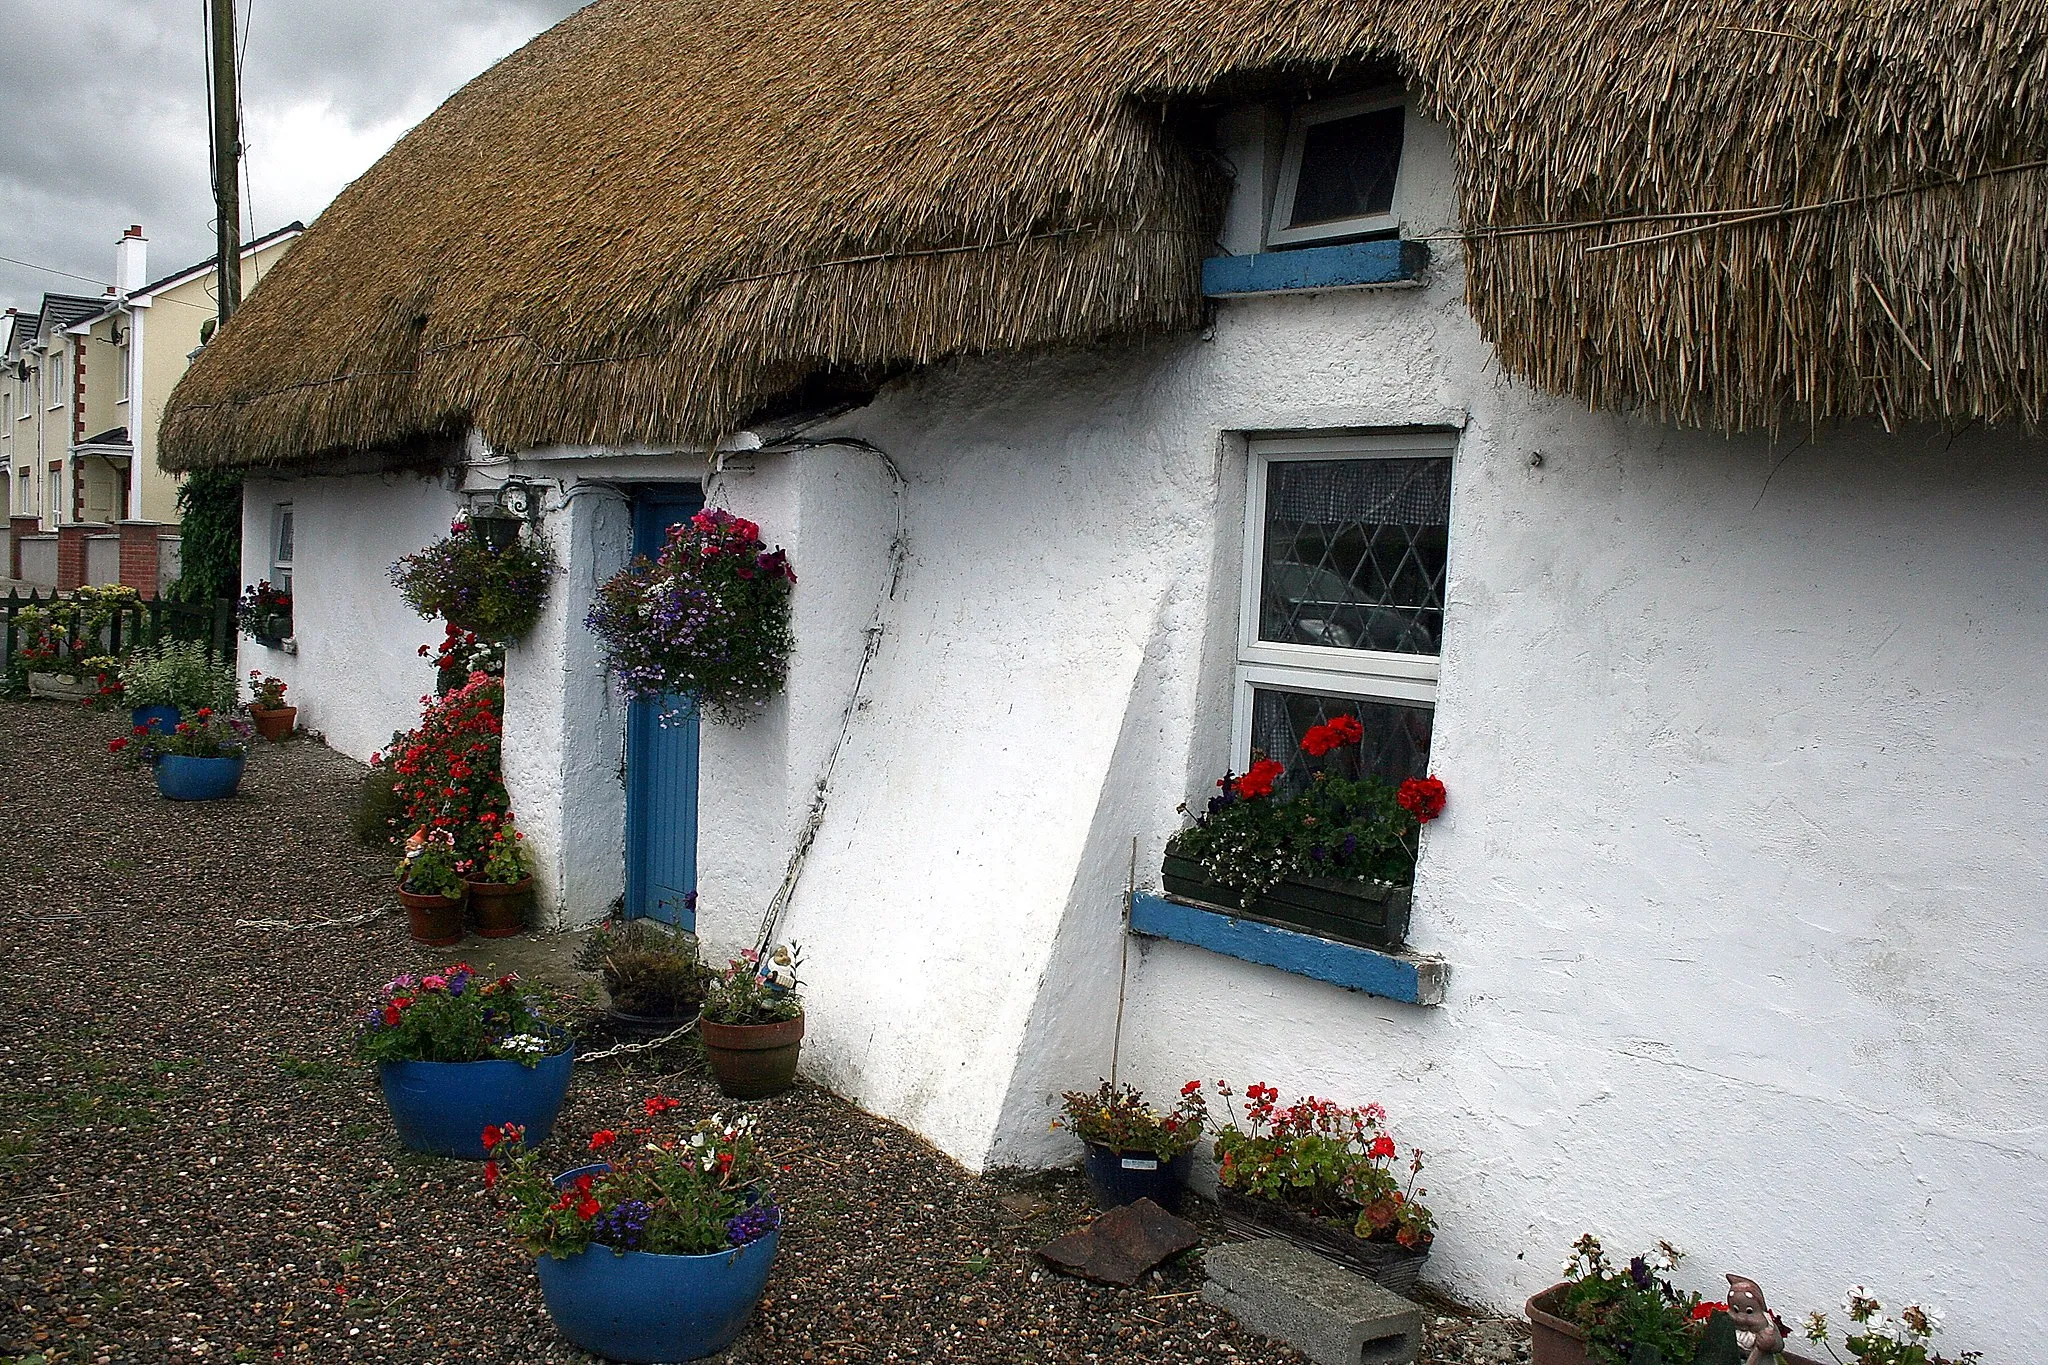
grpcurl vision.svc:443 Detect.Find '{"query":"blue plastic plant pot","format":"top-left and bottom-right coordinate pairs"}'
top-left (534, 1196), bottom-right (779, 1363)
top-left (376, 1042), bottom-right (575, 1159)
top-left (1082, 1142), bottom-right (1193, 1213)
top-left (154, 753), bottom-right (245, 801)
top-left (130, 705), bottom-right (181, 736)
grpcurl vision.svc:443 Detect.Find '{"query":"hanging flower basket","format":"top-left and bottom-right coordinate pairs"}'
top-left (585, 508), bottom-right (795, 724)
top-left (390, 517), bottom-right (557, 643)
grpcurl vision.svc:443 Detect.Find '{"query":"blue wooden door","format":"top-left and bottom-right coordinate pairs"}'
top-left (625, 485), bottom-right (704, 928)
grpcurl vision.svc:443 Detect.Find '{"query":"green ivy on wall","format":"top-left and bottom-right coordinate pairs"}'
top-left (171, 469), bottom-right (244, 602)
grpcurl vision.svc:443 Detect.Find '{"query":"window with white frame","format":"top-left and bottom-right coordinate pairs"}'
top-left (272, 503), bottom-right (295, 595)
top-left (1268, 91), bottom-right (1408, 249)
top-left (1235, 432), bottom-right (1453, 795)
top-left (46, 351), bottom-right (63, 408)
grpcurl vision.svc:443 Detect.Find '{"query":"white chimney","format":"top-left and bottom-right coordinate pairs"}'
top-left (114, 225), bottom-right (147, 295)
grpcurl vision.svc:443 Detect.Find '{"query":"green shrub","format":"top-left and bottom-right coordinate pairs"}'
top-left (117, 640), bottom-right (237, 712)
top-left (352, 767), bottom-right (404, 847)
top-left (170, 470), bottom-right (244, 602)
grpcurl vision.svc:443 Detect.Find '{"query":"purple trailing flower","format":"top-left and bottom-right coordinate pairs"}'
top-left (591, 1198), bottom-right (654, 1252)
top-left (725, 1203), bottom-right (780, 1247)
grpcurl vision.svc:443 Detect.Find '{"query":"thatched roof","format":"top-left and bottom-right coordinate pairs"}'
top-left (161, 0), bottom-right (2048, 470)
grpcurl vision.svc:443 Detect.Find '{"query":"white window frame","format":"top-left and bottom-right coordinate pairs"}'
top-left (1232, 431), bottom-right (1454, 764)
top-left (272, 502), bottom-right (295, 595)
top-left (1266, 90), bottom-right (1409, 249)
top-left (46, 350), bottom-right (63, 409)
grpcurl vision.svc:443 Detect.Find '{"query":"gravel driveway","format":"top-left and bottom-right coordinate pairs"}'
top-left (0, 698), bottom-right (1527, 1364)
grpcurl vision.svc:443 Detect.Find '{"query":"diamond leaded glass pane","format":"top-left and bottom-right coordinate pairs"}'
top-left (1259, 457), bottom-right (1451, 655)
top-left (1251, 688), bottom-right (1432, 797)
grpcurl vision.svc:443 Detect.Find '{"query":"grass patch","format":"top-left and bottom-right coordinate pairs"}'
top-left (274, 1053), bottom-right (350, 1084)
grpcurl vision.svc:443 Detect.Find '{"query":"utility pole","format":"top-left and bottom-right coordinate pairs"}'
top-left (208, 0), bottom-right (242, 326)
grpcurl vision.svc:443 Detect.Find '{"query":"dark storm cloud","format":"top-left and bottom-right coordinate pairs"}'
top-left (0, 0), bottom-right (582, 312)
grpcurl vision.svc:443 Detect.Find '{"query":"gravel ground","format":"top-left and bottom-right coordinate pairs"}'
top-left (0, 698), bottom-right (1529, 1364)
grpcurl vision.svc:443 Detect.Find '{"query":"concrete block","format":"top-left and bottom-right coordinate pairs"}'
top-left (1203, 1238), bottom-right (1423, 1365)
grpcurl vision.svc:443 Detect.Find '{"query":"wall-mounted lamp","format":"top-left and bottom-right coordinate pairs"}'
top-left (465, 478), bottom-right (547, 552)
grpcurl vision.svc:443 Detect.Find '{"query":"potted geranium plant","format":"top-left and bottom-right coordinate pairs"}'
top-left (390, 516), bottom-right (557, 642)
top-left (246, 671), bottom-right (296, 741)
top-left (1165, 716), bottom-right (1447, 949)
top-left (354, 963), bottom-right (574, 1158)
top-left (574, 914), bottom-right (712, 1033)
top-left (237, 580), bottom-right (293, 646)
top-left (396, 828), bottom-right (468, 946)
top-left (1801, 1287), bottom-right (1977, 1365)
top-left (111, 708), bottom-right (253, 800)
top-left (698, 943), bottom-right (804, 1099)
top-left (1210, 1081), bottom-right (1436, 1293)
top-left (1054, 1079), bottom-right (1207, 1212)
top-left (585, 507), bottom-right (796, 723)
top-left (422, 622), bottom-right (505, 696)
top-left (490, 1099), bottom-right (780, 1362)
top-left (465, 814), bottom-right (534, 938)
top-left (375, 671), bottom-right (509, 840)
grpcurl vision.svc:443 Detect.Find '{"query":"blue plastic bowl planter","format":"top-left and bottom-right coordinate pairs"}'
top-left (1082, 1142), bottom-right (1194, 1213)
top-left (377, 1040), bottom-right (575, 1159)
top-left (534, 1163), bottom-right (781, 1363)
top-left (154, 752), bottom-right (246, 801)
top-left (129, 704), bottom-right (180, 736)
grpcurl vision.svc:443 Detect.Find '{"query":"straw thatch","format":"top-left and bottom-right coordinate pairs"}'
top-left (160, 0), bottom-right (2048, 470)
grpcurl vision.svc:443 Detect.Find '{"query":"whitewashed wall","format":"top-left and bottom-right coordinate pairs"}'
top-left (238, 469), bottom-right (463, 757)
top-left (255, 110), bottom-right (2046, 1359)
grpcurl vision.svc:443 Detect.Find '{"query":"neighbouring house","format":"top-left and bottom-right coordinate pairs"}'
top-left (4, 222), bottom-right (301, 588)
top-left (160, 1), bottom-right (2047, 1354)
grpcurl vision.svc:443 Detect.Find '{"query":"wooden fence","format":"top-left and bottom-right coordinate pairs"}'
top-left (3, 589), bottom-right (237, 671)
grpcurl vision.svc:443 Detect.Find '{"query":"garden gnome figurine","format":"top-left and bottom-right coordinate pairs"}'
top-left (1726, 1275), bottom-right (1786, 1365)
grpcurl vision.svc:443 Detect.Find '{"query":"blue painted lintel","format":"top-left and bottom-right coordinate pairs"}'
top-left (1129, 892), bottom-right (1447, 1006)
top-left (1202, 239), bottom-right (1430, 299)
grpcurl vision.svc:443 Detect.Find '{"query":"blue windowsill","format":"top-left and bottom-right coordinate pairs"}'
top-left (1129, 892), bottom-right (1447, 1006)
top-left (1202, 239), bottom-right (1430, 299)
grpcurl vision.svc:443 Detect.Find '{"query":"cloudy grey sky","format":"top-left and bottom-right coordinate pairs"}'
top-left (0, 0), bottom-right (584, 312)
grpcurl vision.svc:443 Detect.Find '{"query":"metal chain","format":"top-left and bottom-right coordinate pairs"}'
top-left (575, 1017), bottom-right (699, 1064)
top-left (234, 910), bottom-right (384, 931)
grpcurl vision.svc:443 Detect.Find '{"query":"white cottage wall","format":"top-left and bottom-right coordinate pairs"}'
top-left (686, 285), bottom-right (2044, 1358)
top-left (238, 471), bottom-right (462, 757)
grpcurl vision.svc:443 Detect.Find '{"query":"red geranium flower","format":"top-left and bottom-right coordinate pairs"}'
top-left (643, 1095), bottom-right (681, 1117)
top-left (1396, 775), bottom-right (1447, 823)
top-left (382, 1004), bottom-right (402, 1027)
top-left (1369, 1133), bottom-right (1397, 1159)
top-left (1692, 1302), bottom-right (1729, 1322)
top-left (108, 737), bottom-right (128, 753)
top-left (1235, 758), bottom-right (1285, 800)
top-left (1180, 1080), bottom-right (1202, 1096)
top-left (481, 1124), bottom-right (503, 1151)
top-left (482, 1160), bottom-right (499, 1191)
top-left (576, 1197), bottom-right (601, 1220)
top-left (589, 1130), bottom-right (618, 1151)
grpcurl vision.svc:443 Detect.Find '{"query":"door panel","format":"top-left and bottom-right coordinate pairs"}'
top-left (624, 485), bottom-right (704, 928)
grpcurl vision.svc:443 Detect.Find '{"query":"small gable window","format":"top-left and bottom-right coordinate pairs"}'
top-left (1269, 93), bottom-right (1407, 248)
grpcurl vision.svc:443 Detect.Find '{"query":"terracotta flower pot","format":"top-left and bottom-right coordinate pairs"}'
top-left (248, 705), bottom-right (297, 741)
top-left (1525, 1284), bottom-right (1824, 1365)
top-left (699, 1015), bottom-right (804, 1099)
top-left (399, 886), bottom-right (466, 947)
top-left (466, 877), bottom-right (532, 938)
